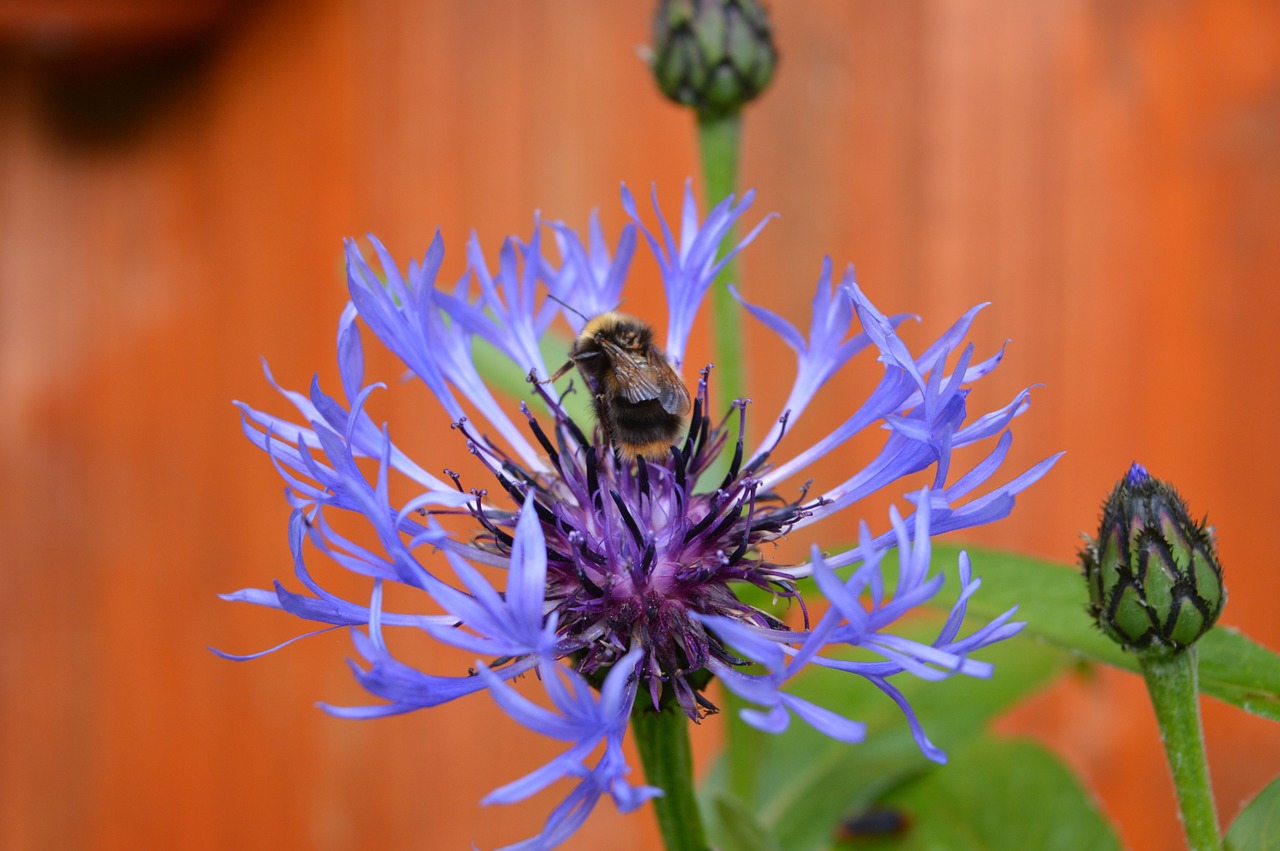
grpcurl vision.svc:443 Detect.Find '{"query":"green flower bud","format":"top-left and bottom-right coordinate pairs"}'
top-left (1080, 462), bottom-right (1225, 654)
top-left (650, 0), bottom-right (777, 118)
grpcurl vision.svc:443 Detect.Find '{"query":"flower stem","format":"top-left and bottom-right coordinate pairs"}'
top-left (1138, 647), bottom-right (1221, 851)
top-left (632, 701), bottom-right (710, 851)
top-left (695, 108), bottom-right (764, 802)
top-left (697, 110), bottom-right (746, 416)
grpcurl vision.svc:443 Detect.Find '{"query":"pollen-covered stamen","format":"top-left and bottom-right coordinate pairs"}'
top-left (639, 540), bottom-right (657, 576)
top-left (520, 400), bottom-right (561, 473)
top-left (718, 400), bottom-right (750, 492)
top-left (682, 488), bottom-right (730, 544)
top-left (680, 369), bottom-right (709, 460)
top-left (685, 370), bottom-right (726, 479)
top-left (670, 443), bottom-right (689, 503)
top-left (702, 492), bottom-right (749, 546)
top-left (468, 488), bottom-right (514, 550)
top-left (727, 477), bottom-right (762, 564)
top-left (570, 570), bottom-right (606, 602)
top-left (797, 477), bottom-right (813, 502)
top-left (415, 468), bottom-right (472, 519)
top-left (743, 409), bottom-right (791, 478)
top-left (525, 369), bottom-right (592, 452)
top-left (457, 420), bottom-right (560, 523)
top-left (574, 533), bottom-right (609, 567)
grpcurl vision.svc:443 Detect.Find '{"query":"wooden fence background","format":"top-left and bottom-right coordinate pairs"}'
top-left (2, 1), bottom-right (1278, 849)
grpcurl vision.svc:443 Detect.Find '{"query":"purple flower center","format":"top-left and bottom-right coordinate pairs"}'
top-left (445, 365), bottom-right (821, 715)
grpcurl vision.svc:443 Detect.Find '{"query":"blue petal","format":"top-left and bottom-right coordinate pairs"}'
top-left (208, 623), bottom-right (345, 661)
top-left (693, 614), bottom-right (786, 669)
top-left (625, 182), bottom-right (772, 367)
top-left (506, 491), bottom-right (551, 644)
top-left (782, 694), bottom-right (866, 743)
top-left (320, 630), bottom-right (526, 717)
top-left (741, 704), bottom-right (791, 734)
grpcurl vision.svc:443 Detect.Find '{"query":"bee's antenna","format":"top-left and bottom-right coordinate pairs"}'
top-left (546, 293), bottom-right (591, 322)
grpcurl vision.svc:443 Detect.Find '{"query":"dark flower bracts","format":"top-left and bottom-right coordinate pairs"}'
top-left (1081, 462), bottom-right (1225, 654)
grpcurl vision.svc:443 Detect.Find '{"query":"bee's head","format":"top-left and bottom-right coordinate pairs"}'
top-left (583, 311), bottom-right (653, 351)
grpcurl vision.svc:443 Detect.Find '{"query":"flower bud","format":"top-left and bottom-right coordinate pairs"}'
top-left (650, 0), bottom-right (777, 118)
top-left (1080, 462), bottom-right (1225, 654)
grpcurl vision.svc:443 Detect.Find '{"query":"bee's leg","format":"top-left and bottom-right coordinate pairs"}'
top-left (540, 351), bottom-right (601, 385)
top-left (539, 360), bottom-right (575, 384)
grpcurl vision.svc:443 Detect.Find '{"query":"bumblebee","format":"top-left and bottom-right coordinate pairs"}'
top-left (544, 311), bottom-right (692, 461)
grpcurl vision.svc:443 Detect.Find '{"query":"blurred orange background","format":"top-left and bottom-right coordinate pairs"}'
top-left (3, 1), bottom-right (1279, 849)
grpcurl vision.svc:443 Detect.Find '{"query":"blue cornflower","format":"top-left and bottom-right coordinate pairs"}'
top-left (223, 183), bottom-right (1059, 850)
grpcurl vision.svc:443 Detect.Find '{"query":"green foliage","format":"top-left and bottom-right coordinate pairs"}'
top-left (834, 738), bottom-right (1118, 851)
top-left (701, 635), bottom-right (1077, 851)
top-left (711, 795), bottom-right (784, 851)
top-left (932, 544), bottom-right (1280, 721)
top-left (1226, 776), bottom-right (1280, 851)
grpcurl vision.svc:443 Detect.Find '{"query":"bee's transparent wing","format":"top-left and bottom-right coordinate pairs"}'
top-left (611, 354), bottom-right (691, 416)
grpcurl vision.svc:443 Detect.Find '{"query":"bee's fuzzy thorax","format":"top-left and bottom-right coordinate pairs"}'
top-left (579, 311), bottom-right (654, 349)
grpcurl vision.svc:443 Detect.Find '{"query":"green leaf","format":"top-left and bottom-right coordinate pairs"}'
top-left (712, 794), bottom-right (784, 851)
top-left (701, 633), bottom-right (1070, 851)
top-left (838, 737), bottom-right (1119, 851)
top-left (1200, 629), bottom-right (1280, 721)
top-left (931, 544), bottom-right (1280, 722)
top-left (1226, 775), bottom-right (1280, 851)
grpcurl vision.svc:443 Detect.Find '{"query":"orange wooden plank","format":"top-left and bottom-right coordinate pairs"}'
top-left (2, 2), bottom-right (1277, 849)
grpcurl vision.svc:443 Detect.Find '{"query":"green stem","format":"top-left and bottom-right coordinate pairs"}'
top-left (1139, 647), bottom-right (1221, 851)
top-left (632, 701), bottom-right (710, 851)
top-left (697, 110), bottom-right (747, 416)
top-left (695, 108), bottom-right (763, 803)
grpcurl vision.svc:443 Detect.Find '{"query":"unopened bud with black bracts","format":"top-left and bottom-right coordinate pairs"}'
top-left (650, 0), bottom-right (777, 118)
top-left (1080, 462), bottom-right (1225, 654)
